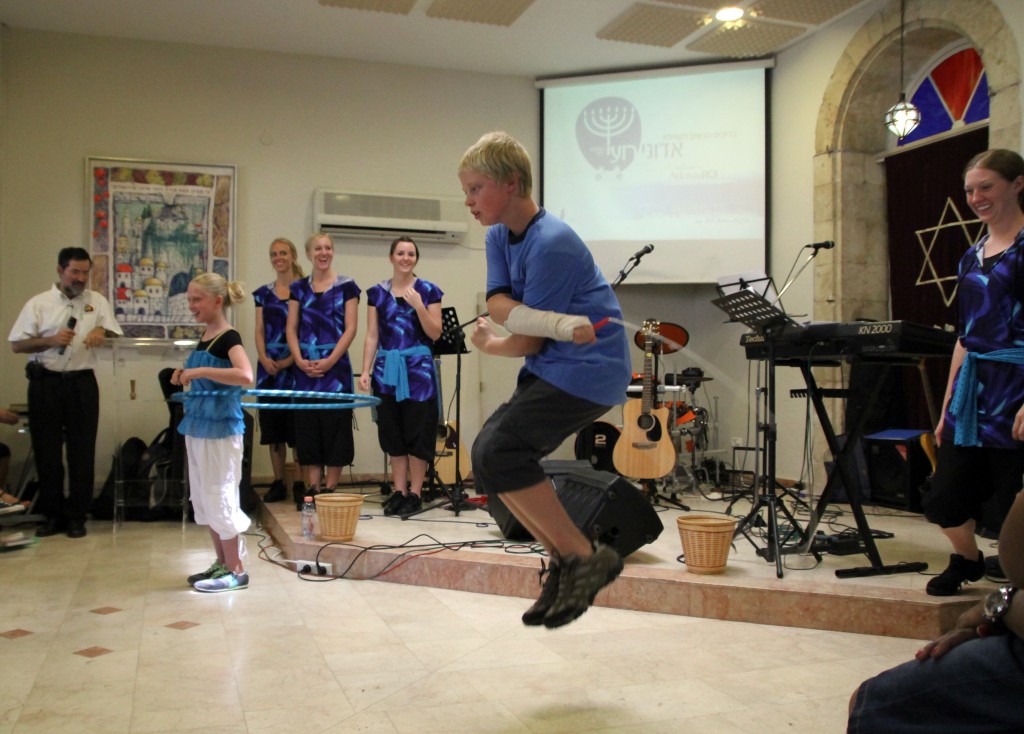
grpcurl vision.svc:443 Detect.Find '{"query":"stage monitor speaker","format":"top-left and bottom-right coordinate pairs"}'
top-left (487, 466), bottom-right (664, 557)
top-left (487, 460), bottom-right (587, 541)
top-left (864, 429), bottom-right (929, 513)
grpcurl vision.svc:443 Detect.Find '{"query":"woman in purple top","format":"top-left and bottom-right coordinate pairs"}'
top-left (924, 149), bottom-right (1024, 596)
top-left (253, 237), bottom-right (303, 504)
top-left (286, 233), bottom-right (360, 497)
top-left (358, 237), bottom-right (443, 517)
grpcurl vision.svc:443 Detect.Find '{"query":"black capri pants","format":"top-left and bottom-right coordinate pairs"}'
top-left (922, 441), bottom-right (1024, 529)
top-left (374, 394), bottom-right (437, 463)
top-left (472, 375), bottom-right (610, 494)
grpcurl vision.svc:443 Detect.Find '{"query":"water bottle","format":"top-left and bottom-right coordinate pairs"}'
top-left (301, 496), bottom-right (316, 540)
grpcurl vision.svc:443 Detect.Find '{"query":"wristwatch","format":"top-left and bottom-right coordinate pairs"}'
top-left (983, 585), bottom-right (1017, 630)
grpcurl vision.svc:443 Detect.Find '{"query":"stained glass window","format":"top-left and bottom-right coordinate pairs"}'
top-left (898, 47), bottom-right (988, 146)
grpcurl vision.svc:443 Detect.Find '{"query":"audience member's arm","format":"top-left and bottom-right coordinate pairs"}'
top-left (1000, 490), bottom-right (1024, 587)
top-left (916, 491), bottom-right (1024, 660)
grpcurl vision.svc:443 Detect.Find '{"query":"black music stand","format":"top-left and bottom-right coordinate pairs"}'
top-left (405, 306), bottom-right (476, 518)
top-left (712, 279), bottom-right (804, 578)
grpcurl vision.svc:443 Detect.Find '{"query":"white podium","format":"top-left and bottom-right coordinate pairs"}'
top-left (103, 338), bottom-right (194, 532)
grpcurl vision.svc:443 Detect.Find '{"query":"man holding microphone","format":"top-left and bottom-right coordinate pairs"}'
top-left (9, 247), bottom-right (122, 538)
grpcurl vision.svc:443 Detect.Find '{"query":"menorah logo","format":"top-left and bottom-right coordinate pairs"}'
top-left (575, 96), bottom-right (641, 172)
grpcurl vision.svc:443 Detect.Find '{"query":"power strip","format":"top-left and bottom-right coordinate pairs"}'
top-left (289, 560), bottom-right (333, 576)
top-left (812, 532), bottom-right (864, 556)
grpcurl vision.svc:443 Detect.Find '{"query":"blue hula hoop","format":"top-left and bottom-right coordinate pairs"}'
top-left (169, 388), bottom-right (380, 411)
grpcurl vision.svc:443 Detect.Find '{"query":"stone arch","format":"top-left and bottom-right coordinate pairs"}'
top-left (813, 0), bottom-right (1020, 323)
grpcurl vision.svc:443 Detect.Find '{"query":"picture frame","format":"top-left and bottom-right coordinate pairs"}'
top-left (86, 157), bottom-right (237, 340)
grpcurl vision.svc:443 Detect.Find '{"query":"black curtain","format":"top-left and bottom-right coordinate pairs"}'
top-left (882, 127), bottom-right (988, 430)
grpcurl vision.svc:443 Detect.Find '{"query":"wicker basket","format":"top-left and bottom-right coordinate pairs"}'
top-left (676, 515), bottom-right (737, 574)
top-left (314, 493), bottom-right (364, 541)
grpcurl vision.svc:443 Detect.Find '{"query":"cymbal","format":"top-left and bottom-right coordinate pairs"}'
top-left (633, 322), bottom-right (689, 354)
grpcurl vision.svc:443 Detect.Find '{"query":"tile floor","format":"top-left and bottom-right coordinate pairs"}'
top-left (0, 476), bottom-right (982, 733)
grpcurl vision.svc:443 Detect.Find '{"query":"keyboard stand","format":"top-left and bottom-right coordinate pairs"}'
top-left (791, 361), bottom-right (928, 578)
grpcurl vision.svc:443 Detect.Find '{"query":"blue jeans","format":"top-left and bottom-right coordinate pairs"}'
top-left (848, 633), bottom-right (1024, 733)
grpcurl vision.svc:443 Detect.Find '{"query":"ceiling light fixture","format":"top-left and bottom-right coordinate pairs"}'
top-left (884, 0), bottom-right (921, 140)
top-left (714, 6), bottom-right (744, 23)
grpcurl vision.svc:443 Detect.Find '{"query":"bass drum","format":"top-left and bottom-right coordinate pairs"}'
top-left (574, 421), bottom-right (621, 473)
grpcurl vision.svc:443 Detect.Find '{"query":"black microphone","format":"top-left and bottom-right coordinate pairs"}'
top-left (807, 241), bottom-right (835, 251)
top-left (633, 244), bottom-right (654, 260)
top-left (58, 316), bottom-right (77, 355)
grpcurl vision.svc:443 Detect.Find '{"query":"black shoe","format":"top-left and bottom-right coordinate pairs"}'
top-left (294, 483), bottom-right (310, 511)
top-left (35, 517), bottom-right (66, 538)
top-left (543, 543), bottom-right (624, 628)
top-left (264, 480), bottom-right (287, 503)
top-left (985, 555), bottom-right (1009, 583)
top-left (926, 551), bottom-right (985, 596)
top-left (382, 492), bottom-right (407, 516)
top-left (398, 493), bottom-right (423, 517)
top-left (65, 519), bottom-right (87, 539)
top-left (522, 559), bottom-right (561, 626)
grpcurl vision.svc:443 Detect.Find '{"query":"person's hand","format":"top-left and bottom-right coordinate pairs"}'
top-left (357, 372), bottom-right (371, 392)
top-left (54, 328), bottom-right (75, 350)
top-left (0, 408), bottom-right (19, 426)
top-left (915, 627), bottom-right (978, 660)
top-left (1013, 401), bottom-right (1024, 442)
top-left (572, 323), bottom-right (596, 344)
top-left (934, 415), bottom-right (945, 447)
top-left (82, 328), bottom-right (105, 349)
top-left (295, 357), bottom-right (318, 378)
top-left (171, 368), bottom-right (192, 387)
top-left (260, 355), bottom-right (278, 376)
top-left (305, 355), bottom-right (336, 377)
top-left (402, 286), bottom-right (424, 311)
top-left (915, 601), bottom-right (985, 660)
top-left (471, 317), bottom-right (497, 353)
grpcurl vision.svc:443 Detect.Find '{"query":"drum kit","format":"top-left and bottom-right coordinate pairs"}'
top-left (575, 321), bottom-right (714, 497)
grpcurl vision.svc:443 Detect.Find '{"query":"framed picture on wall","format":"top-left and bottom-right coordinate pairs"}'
top-left (86, 157), bottom-right (237, 340)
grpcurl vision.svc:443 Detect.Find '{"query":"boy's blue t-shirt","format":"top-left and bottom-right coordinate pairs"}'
top-left (485, 208), bottom-right (631, 406)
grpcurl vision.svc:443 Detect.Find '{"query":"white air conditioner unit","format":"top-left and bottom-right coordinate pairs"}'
top-left (313, 189), bottom-right (468, 244)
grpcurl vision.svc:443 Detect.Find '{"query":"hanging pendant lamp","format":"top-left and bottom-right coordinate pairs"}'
top-left (884, 0), bottom-right (921, 140)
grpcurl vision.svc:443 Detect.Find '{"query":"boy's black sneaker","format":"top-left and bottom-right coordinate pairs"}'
top-left (543, 543), bottom-right (623, 629)
top-left (926, 551), bottom-right (985, 596)
top-left (522, 559), bottom-right (561, 626)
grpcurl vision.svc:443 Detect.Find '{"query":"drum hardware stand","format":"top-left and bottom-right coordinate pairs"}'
top-left (643, 478), bottom-right (690, 511)
top-left (404, 306), bottom-right (477, 519)
top-left (668, 382), bottom-right (712, 493)
top-left (712, 279), bottom-right (805, 578)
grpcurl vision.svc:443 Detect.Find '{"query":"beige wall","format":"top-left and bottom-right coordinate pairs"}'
top-left (2, 0), bottom-right (1022, 488)
top-left (0, 29), bottom-right (535, 483)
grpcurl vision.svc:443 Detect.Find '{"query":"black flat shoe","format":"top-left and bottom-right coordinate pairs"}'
top-left (264, 480), bottom-right (287, 503)
top-left (35, 517), bottom-right (65, 538)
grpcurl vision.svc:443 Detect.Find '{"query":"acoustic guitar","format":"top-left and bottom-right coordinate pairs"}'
top-left (613, 320), bottom-right (677, 479)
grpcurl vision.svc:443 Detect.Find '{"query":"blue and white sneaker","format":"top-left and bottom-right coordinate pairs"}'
top-left (193, 571), bottom-right (249, 593)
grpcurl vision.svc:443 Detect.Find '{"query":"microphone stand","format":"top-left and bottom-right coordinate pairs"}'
top-left (772, 245), bottom-right (827, 308)
top-left (405, 307), bottom-right (476, 519)
top-left (611, 249), bottom-right (651, 290)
